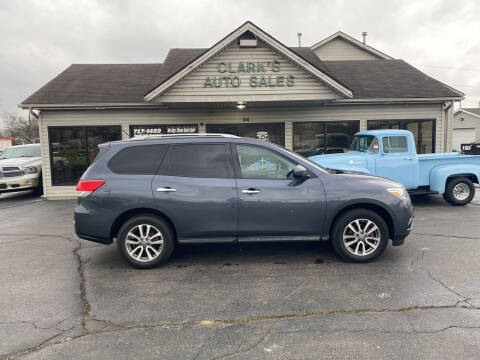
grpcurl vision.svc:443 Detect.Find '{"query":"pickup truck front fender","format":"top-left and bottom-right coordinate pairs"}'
top-left (429, 164), bottom-right (480, 193)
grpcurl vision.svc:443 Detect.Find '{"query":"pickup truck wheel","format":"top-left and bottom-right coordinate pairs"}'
top-left (331, 209), bottom-right (388, 263)
top-left (443, 177), bottom-right (475, 206)
top-left (117, 215), bottom-right (175, 269)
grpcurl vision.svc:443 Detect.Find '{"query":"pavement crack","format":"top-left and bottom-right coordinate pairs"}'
top-left (73, 239), bottom-right (91, 335)
top-left (212, 321), bottom-right (277, 360)
top-left (277, 325), bottom-right (480, 336)
top-left (0, 321), bottom-right (38, 329)
top-left (192, 331), bottom-right (213, 360)
top-left (426, 271), bottom-right (472, 306)
top-left (5, 304), bottom-right (475, 359)
top-left (413, 232), bottom-right (480, 240)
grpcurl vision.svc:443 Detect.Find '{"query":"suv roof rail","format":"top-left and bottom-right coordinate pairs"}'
top-left (128, 133), bottom-right (239, 141)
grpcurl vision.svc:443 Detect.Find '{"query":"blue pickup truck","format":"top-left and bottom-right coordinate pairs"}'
top-left (309, 129), bottom-right (480, 206)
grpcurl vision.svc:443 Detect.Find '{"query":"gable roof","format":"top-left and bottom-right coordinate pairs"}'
top-left (323, 59), bottom-right (464, 99)
top-left (311, 31), bottom-right (393, 60)
top-left (454, 108), bottom-right (480, 118)
top-left (19, 25), bottom-right (465, 108)
top-left (144, 21), bottom-right (353, 101)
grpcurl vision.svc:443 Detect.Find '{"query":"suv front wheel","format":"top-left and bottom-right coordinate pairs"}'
top-left (331, 209), bottom-right (389, 262)
top-left (117, 215), bottom-right (175, 269)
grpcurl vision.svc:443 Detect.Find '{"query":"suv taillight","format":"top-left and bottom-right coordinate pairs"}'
top-left (76, 180), bottom-right (105, 196)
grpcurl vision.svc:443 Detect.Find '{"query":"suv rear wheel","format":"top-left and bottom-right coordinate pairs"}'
top-left (331, 209), bottom-right (389, 262)
top-left (117, 215), bottom-right (175, 269)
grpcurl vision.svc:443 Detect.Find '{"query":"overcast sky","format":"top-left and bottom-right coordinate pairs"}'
top-left (1, 0), bottom-right (479, 116)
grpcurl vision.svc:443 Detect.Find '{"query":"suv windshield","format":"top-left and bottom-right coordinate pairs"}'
top-left (349, 135), bottom-right (379, 153)
top-left (0, 145), bottom-right (41, 159)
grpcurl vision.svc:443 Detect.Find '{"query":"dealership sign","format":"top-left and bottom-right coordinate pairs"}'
top-left (203, 59), bottom-right (295, 88)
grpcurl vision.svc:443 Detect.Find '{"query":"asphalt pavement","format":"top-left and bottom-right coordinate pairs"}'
top-left (1, 189), bottom-right (479, 359)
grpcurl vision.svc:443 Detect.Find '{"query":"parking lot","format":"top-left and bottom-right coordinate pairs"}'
top-left (0, 190), bottom-right (479, 359)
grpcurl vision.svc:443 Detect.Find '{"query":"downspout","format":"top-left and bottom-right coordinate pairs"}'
top-left (443, 101), bottom-right (453, 152)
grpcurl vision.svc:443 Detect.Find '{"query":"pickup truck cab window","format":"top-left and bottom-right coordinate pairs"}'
top-left (236, 144), bottom-right (295, 179)
top-left (349, 135), bottom-right (379, 153)
top-left (383, 136), bottom-right (408, 153)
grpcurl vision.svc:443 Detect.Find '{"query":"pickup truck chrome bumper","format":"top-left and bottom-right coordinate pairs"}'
top-left (0, 174), bottom-right (40, 192)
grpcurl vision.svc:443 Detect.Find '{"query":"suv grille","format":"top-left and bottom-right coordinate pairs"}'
top-left (0, 166), bottom-right (24, 178)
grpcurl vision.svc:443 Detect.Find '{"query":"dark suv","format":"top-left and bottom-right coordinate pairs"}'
top-left (74, 134), bottom-right (414, 268)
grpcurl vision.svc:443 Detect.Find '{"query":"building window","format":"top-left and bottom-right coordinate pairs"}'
top-left (130, 124), bottom-right (198, 137)
top-left (367, 119), bottom-right (435, 154)
top-left (206, 123), bottom-right (285, 146)
top-left (293, 121), bottom-right (359, 157)
top-left (49, 126), bottom-right (121, 186)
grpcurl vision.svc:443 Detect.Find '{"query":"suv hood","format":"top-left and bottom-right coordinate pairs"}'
top-left (309, 152), bottom-right (368, 173)
top-left (0, 157), bottom-right (42, 167)
top-left (332, 169), bottom-right (403, 189)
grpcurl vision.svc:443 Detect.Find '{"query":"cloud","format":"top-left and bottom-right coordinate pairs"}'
top-left (0, 0), bottom-right (479, 114)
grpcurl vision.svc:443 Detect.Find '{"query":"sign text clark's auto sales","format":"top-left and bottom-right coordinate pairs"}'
top-left (203, 59), bottom-right (295, 88)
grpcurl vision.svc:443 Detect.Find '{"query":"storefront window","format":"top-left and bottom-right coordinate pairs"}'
top-left (367, 119), bottom-right (435, 153)
top-left (130, 124), bottom-right (198, 137)
top-left (206, 122), bottom-right (285, 146)
top-left (293, 121), bottom-right (359, 157)
top-left (49, 126), bottom-right (121, 185)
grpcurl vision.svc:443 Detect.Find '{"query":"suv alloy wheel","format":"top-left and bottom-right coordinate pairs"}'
top-left (331, 209), bottom-right (389, 262)
top-left (117, 215), bottom-right (175, 269)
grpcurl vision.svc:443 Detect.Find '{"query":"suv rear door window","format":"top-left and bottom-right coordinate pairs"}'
top-left (168, 144), bottom-right (232, 178)
top-left (108, 145), bottom-right (168, 174)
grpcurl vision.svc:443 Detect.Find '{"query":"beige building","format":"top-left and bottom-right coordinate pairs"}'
top-left (20, 22), bottom-right (464, 199)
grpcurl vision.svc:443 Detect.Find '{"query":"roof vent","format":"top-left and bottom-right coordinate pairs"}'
top-left (362, 31), bottom-right (367, 45)
top-left (240, 39), bottom-right (257, 47)
top-left (239, 30), bottom-right (258, 48)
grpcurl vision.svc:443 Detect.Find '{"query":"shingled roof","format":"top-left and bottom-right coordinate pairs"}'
top-left (322, 59), bottom-right (463, 99)
top-left (20, 47), bottom-right (463, 106)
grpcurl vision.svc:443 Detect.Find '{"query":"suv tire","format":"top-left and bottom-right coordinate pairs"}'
top-left (331, 209), bottom-right (389, 262)
top-left (117, 215), bottom-right (175, 269)
top-left (443, 177), bottom-right (475, 206)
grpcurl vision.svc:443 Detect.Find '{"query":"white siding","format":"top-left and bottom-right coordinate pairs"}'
top-left (453, 111), bottom-right (480, 143)
top-left (313, 38), bottom-right (380, 61)
top-left (157, 42), bottom-right (340, 103)
top-left (40, 102), bottom-right (444, 199)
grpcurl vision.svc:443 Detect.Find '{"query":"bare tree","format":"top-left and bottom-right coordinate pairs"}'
top-left (18, 115), bottom-right (39, 143)
top-left (0, 112), bottom-right (39, 144)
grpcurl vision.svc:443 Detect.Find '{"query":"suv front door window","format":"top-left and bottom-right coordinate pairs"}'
top-left (236, 144), bottom-right (296, 179)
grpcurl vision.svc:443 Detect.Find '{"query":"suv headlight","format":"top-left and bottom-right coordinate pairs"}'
top-left (23, 166), bottom-right (39, 174)
top-left (387, 187), bottom-right (408, 201)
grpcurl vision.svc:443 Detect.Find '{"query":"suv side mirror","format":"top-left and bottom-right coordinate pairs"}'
top-left (293, 165), bottom-right (308, 178)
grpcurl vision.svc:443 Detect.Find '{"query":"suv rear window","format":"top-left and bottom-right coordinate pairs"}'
top-left (108, 145), bottom-right (168, 174)
top-left (168, 144), bottom-right (231, 178)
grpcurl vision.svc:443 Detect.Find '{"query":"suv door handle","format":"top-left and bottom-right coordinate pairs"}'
top-left (157, 187), bottom-right (176, 192)
top-left (242, 188), bottom-right (261, 194)
top-left (405, 157), bottom-right (414, 161)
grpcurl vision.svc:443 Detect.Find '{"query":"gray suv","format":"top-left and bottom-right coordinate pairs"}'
top-left (74, 134), bottom-right (414, 268)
